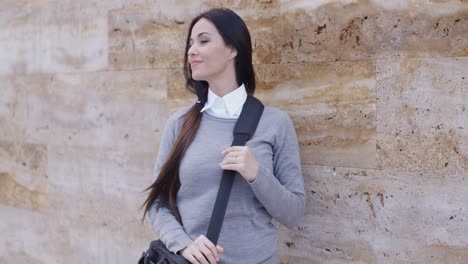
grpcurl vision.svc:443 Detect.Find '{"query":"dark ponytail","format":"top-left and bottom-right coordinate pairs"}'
top-left (142, 103), bottom-right (203, 222)
top-left (142, 8), bottom-right (255, 223)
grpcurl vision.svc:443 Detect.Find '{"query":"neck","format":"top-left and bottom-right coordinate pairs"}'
top-left (207, 67), bottom-right (238, 97)
top-left (209, 82), bottom-right (239, 97)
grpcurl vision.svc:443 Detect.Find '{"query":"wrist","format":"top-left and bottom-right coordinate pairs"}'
top-left (178, 242), bottom-right (191, 255)
top-left (247, 164), bottom-right (259, 183)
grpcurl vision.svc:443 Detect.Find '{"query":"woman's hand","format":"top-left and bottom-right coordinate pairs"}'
top-left (180, 235), bottom-right (224, 264)
top-left (220, 146), bottom-right (259, 182)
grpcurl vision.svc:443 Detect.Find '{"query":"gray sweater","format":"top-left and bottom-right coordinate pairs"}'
top-left (148, 106), bottom-right (305, 263)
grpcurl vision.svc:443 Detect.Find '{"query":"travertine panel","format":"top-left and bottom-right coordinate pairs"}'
top-left (0, 142), bottom-right (47, 211)
top-left (255, 62), bottom-right (377, 168)
top-left (109, 0), bottom-right (280, 70)
top-left (377, 57), bottom-right (468, 173)
top-left (0, 208), bottom-right (51, 264)
top-left (0, 145), bottom-right (157, 263)
top-left (0, 2), bottom-right (108, 75)
top-left (46, 145), bottom-right (157, 263)
top-left (0, 0), bottom-right (157, 75)
top-left (0, 0), bottom-right (57, 10)
top-left (1, 70), bottom-right (169, 152)
top-left (108, 3), bottom-right (198, 70)
top-left (0, 74), bottom-right (34, 142)
top-left (277, 165), bottom-right (468, 264)
top-left (47, 145), bottom-right (156, 198)
top-left (281, 0), bottom-right (468, 62)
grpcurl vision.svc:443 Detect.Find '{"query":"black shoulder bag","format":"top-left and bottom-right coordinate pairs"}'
top-left (138, 96), bottom-right (264, 264)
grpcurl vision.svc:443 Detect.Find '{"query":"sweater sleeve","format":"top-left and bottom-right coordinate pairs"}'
top-left (147, 110), bottom-right (193, 254)
top-left (248, 113), bottom-right (306, 229)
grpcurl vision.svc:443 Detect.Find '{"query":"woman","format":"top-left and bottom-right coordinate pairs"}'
top-left (142, 8), bottom-right (305, 264)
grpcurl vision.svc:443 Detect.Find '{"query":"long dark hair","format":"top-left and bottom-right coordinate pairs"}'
top-left (142, 8), bottom-right (256, 223)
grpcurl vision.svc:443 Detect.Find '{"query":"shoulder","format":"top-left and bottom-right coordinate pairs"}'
top-left (261, 106), bottom-right (293, 125)
top-left (167, 105), bottom-right (192, 124)
top-left (258, 106), bottom-right (299, 149)
top-left (164, 105), bottom-right (193, 133)
top-left (258, 106), bottom-right (298, 143)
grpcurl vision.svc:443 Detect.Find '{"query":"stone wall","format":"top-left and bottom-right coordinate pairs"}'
top-left (0, 0), bottom-right (467, 263)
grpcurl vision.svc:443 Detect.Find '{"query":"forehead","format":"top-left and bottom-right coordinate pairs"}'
top-left (190, 18), bottom-right (219, 38)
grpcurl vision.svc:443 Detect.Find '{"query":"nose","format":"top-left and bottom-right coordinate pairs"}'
top-left (188, 43), bottom-right (197, 57)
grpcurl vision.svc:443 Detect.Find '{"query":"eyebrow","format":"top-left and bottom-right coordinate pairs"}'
top-left (190, 32), bottom-right (211, 41)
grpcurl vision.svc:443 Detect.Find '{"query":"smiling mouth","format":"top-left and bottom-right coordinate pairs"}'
top-left (190, 61), bottom-right (202, 66)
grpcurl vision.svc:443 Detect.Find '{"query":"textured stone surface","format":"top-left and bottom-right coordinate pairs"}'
top-left (109, 0), bottom-right (280, 70)
top-left (0, 146), bottom-right (156, 263)
top-left (255, 61), bottom-right (377, 169)
top-left (0, 69), bottom-right (169, 152)
top-left (108, 3), bottom-right (198, 70)
top-left (377, 57), bottom-right (468, 173)
top-left (45, 145), bottom-right (156, 262)
top-left (0, 142), bottom-right (47, 211)
top-left (0, 74), bottom-right (38, 143)
top-left (278, 165), bottom-right (468, 264)
top-left (0, 1), bottom-right (109, 75)
top-left (281, 0), bottom-right (468, 62)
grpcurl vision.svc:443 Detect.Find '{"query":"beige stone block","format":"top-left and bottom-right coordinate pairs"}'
top-left (376, 57), bottom-right (468, 173)
top-left (0, 0), bottom-right (56, 10)
top-left (34, 145), bottom-right (157, 262)
top-left (0, 2), bottom-right (108, 75)
top-left (0, 202), bottom-right (155, 263)
top-left (255, 61), bottom-right (377, 168)
top-left (5, 70), bottom-right (169, 152)
top-left (277, 165), bottom-right (468, 263)
top-left (109, 0), bottom-right (280, 70)
top-left (47, 145), bottom-right (156, 197)
top-left (280, 0), bottom-right (468, 62)
top-left (0, 142), bottom-right (47, 211)
top-left (108, 3), bottom-right (204, 70)
top-left (0, 75), bottom-right (33, 142)
top-left (0, 207), bottom-right (51, 263)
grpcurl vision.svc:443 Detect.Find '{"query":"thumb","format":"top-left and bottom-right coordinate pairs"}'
top-left (216, 245), bottom-right (224, 253)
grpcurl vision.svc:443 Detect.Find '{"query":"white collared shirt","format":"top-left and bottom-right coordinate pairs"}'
top-left (200, 84), bottom-right (247, 119)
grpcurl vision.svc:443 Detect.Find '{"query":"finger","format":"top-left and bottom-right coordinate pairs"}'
top-left (230, 146), bottom-right (247, 151)
top-left (220, 163), bottom-right (241, 172)
top-left (185, 253), bottom-right (199, 264)
top-left (222, 146), bottom-right (245, 155)
top-left (216, 245), bottom-right (224, 253)
top-left (200, 236), bottom-right (220, 261)
top-left (193, 250), bottom-right (209, 264)
top-left (220, 156), bottom-right (239, 166)
top-left (199, 244), bottom-right (217, 264)
top-left (182, 248), bottom-right (198, 264)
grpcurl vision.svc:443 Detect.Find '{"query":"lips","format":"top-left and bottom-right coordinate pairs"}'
top-left (190, 60), bottom-right (202, 67)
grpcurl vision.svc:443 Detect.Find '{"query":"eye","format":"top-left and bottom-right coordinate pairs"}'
top-left (200, 39), bottom-right (209, 44)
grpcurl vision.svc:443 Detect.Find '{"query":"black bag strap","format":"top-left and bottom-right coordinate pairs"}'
top-left (206, 96), bottom-right (264, 244)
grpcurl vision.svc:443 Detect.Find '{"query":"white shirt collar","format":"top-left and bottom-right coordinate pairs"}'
top-left (200, 84), bottom-right (247, 119)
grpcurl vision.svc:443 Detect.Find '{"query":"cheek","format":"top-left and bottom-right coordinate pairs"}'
top-left (191, 46), bottom-right (229, 79)
top-left (206, 45), bottom-right (230, 62)
top-left (209, 51), bottom-right (231, 70)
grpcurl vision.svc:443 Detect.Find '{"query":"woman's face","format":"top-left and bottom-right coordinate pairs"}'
top-left (188, 18), bottom-right (237, 82)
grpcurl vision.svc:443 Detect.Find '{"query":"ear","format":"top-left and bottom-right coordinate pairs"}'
top-left (228, 46), bottom-right (238, 61)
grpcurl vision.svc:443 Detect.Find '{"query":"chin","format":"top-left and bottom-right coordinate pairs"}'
top-left (191, 73), bottom-right (208, 81)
